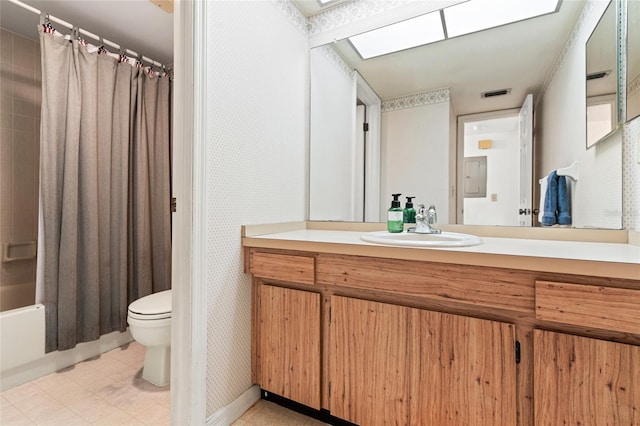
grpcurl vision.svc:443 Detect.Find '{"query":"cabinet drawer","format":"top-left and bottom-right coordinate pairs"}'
top-left (535, 281), bottom-right (640, 334)
top-left (250, 252), bottom-right (315, 285)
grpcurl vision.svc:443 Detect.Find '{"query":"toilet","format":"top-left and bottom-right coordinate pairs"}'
top-left (127, 289), bottom-right (172, 386)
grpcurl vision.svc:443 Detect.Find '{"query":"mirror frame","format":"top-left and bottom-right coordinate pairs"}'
top-left (625, 0), bottom-right (640, 123)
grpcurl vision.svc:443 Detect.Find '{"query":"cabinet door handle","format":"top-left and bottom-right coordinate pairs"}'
top-left (515, 341), bottom-right (521, 364)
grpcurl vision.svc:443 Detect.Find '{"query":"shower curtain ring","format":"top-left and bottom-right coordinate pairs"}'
top-left (98, 37), bottom-right (106, 54)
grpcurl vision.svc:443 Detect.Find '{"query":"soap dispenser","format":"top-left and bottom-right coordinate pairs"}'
top-left (387, 193), bottom-right (403, 233)
top-left (403, 196), bottom-right (416, 224)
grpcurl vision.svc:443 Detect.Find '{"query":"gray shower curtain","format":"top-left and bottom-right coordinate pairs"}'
top-left (37, 27), bottom-right (171, 353)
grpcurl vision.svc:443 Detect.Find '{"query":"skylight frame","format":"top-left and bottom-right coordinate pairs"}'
top-left (347, 0), bottom-right (562, 60)
top-left (348, 10), bottom-right (446, 60)
top-left (443, 0), bottom-right (562, 39)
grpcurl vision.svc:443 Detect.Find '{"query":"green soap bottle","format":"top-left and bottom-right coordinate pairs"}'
top-left (387, 193), bottom-right (403, 233)
top-left (403, 196), bottom-right (416, 224)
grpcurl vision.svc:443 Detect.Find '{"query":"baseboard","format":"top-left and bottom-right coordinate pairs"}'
top-left (0, 330), bottom-right (133, 392)
top-left (206, 385), bottom-right (261, 426)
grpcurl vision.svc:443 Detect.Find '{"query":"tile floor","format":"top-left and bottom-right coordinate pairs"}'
top-left (1, 342), bottom-right (325, 426)
top-left (232, 399), bottom-right (328, 425)
top-left (0, 342), bottom-right (170, 426)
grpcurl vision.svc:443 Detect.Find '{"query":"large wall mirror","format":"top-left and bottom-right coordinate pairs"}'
top-left (308, 1), bottom-right (623, 229)
top-left (586, 0), bottom-right (618, 148)
top-left (627, 0), bottom-right (640, 122)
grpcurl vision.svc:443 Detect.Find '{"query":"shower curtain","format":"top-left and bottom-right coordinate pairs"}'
top-left (37, 25), bottom-right (172, 353)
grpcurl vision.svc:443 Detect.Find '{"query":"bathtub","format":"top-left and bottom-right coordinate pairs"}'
top-left (0, 304), bottom-right (132, 391)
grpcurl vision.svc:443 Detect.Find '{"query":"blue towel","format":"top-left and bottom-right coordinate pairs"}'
top-left (541, 171), bottom-right (572, 226)
top-left (557, 175), bottom-right (571, 225)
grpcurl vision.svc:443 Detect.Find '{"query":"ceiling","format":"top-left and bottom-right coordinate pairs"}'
top-left (293, 0), bottom-right (354, 17)
top-left (1, 0), bottom-right (588, 116)
top-left (330, 1), bottom-right (585, 116)
top-left (0, 0), bottom-right (174, 65)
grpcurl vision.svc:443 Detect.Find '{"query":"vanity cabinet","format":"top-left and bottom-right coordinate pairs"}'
top-left (246, 246), bottom-right (640, 425)
top-left (330, 296), bottom-right (411, 425)
top-left (256, 284), bottom-right (321, 409)
top-left (410, 309), bottom-right (517, 425)
top-left (533, 329), bottom-right (640, 424)
top-left (329, 296), bottom-right (517, 425)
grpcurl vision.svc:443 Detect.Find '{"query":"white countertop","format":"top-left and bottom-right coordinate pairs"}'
top-left (250, 229), bottom-right (640, 264)
top-left (243, 227), bottom-right (640, 280)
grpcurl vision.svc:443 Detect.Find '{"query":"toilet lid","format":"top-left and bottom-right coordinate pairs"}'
top-left (128, 290), bottom-right (172, 319)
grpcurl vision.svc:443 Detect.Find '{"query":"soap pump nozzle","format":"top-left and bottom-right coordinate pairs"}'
top-left (405, 196), bottom-right (415, 208)
top-left (390, 193), bottom-right (402, 208)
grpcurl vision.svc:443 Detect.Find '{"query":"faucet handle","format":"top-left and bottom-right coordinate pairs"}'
top-left (427, 205), bottom-right (437, 224)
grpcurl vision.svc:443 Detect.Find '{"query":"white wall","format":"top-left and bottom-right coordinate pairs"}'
top-left (204, 0), bottom-right (308, 416)
top-left (309, 46), bottom-right (356, 221)
top-left (623, 117), bottom-right (640, 230)
top-left (463, 123), bottom-right (520, 226)
top-left (380, 96), bottom-right (450, 222)
top-left (536, 1), bottom-right (622, 229)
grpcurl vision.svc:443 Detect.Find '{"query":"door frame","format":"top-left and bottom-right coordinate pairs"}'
top-left (355, 72), bottom-right (381, 222)
top-left (172, 0), bottom-right (207, 424)
top-left (456, 108), bottom-right (520, 224)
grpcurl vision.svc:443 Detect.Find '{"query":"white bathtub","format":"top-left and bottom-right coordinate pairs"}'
top-left (0, 304), bottom-right (45, 372)
top-left (0, 304), bottom-right (132, 391)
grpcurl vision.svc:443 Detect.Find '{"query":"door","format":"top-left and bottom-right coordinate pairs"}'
top-left (534, 329), bottom-right (640, 425)
top-left (330, 296), bottom-right (410, 425)
top-left (353, 105), bottom-right (366, 221)
top-left (258, 285), bottom-right (321, 409)
top-left (410, 310), bottom-right (517, 425)
top-left (518, 94), bottom-right (533, 226)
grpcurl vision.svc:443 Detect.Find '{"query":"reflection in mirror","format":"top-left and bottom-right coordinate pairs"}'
top-left (309, 47), bottom-right (381, 222)
top-left (309, 1), bottom-right (622, 228)
top-left (457, 94), bottom-right (532, 227)
top-left (586, 0), bottom-right (618, 148)
top-left (627, 0), bottom-right (640, 122)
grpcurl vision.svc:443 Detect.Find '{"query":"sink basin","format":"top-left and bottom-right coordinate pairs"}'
top-left (360, 231), bottom-right (482, 248)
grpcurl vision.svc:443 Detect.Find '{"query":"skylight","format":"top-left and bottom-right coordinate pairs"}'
top-left (444, 0), bottom-right (560, 38)
top-left (348, 0), bottom-right (560, 59)
top-left (349, 11), bottom-right (445, 59)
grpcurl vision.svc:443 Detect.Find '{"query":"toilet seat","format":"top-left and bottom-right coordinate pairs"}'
top-left (127, 311), bottom-right (171, 321)
top-left (128, 290), bottom-right (172, 321)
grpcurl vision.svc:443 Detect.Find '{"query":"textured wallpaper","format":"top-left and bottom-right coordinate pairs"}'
top-left (201, 0), bottom-right (640, 418)
top-left (204, 0), bottom-right (308, 416)
top-left (622, 118), bottom-right (640, 230)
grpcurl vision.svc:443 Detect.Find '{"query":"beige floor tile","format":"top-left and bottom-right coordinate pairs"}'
top-left (90, 407), bottom-right (145, 426)
top-left (45, 379), bottom-right (92, 404)
top-left (10, 391), bottom-right (61, 418)
top-left (235, 400), bottom-right (329, 426)
top-left (105, 343), bottom-right (146, 366)
top-left (66, 395), bottom-right (116, 424)
top-left (67, 367), bottom-right (117, 391)
top-left (0, 397), bottom-right (34, 425)
top-left (134, 402), bottom-right (170, 426)
top-left (88, 357), bottom-right (131, 376)
top-left (1, 343), bottom-right (169, 426)
top-left (1, 382), bottom-right (42, 405)
top-left (30, 371), bottom-right (73, 391)
top-left (29, 406), bottom-right (88, 426)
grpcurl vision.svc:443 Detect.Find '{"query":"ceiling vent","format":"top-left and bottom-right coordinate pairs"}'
top-left (586, 70), bottom-right (611, 81)
top-left (481, 88), bottom-right (512, 98)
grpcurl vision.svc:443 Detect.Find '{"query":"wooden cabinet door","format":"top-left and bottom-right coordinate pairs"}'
top-left (258, 284), bottom-right (321, 409)
top-left (330, 296), bottom-right (411, 425)
top-left (534, 329), bottom-right (640, 425)
top-left (410, 310), bottom-right (517, 425)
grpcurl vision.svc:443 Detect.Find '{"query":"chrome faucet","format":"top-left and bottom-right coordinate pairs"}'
top-left (412, 204), bottom-right (441, 234)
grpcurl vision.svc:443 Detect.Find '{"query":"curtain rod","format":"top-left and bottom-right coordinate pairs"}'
top-left (7, 0), bottom-right (165, 68)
